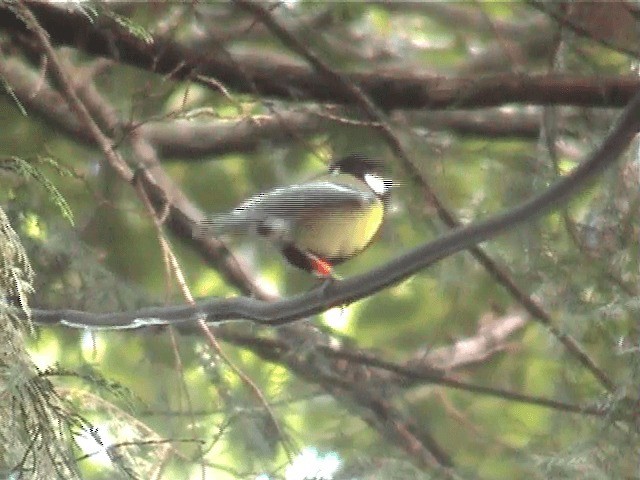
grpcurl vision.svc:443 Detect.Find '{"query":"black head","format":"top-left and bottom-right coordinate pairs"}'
top-left (329, 153), bottom-right (391, 200)
top-left (328, 153), bottom-right (384, 178)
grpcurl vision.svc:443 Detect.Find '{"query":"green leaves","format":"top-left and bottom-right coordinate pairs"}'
top-left (0, 156), bottom-right (75, 226)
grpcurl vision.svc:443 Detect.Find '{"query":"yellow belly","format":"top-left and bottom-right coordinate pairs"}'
top-left (292, 202), bottom-right (384, 261)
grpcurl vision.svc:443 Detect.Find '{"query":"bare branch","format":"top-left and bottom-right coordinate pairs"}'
top-left (409, 311), bottom-right (528, 371)
top-left (0, 3), bottom-right (638, 110)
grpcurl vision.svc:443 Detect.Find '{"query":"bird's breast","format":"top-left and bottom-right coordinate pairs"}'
top-left (292, 201), bottom-right (384, 262)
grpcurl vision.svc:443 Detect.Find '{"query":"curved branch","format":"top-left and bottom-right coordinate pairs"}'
top-left (232, 0), bottom-right (620, 392)
top-left (32, 86), bottom-right (640, 330)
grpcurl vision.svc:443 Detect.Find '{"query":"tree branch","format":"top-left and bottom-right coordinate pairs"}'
top-left (231, 0), bottom-right (619, 393)
top-left (1, 2), bottom-right (638, 110)
top-left (32, 82), bottom-right (640, 332)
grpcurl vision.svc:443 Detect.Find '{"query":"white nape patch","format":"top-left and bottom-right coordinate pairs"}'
top-left (364, 173), bottom-right (388, 196)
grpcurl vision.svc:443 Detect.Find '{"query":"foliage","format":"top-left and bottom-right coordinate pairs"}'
top-left (0, 206), bottom-right (81, 478)
top-left (1, 156), bottom-right (75, 226)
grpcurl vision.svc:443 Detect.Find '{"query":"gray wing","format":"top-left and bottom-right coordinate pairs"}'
top-left (195, 181), bottom-right (376, 237)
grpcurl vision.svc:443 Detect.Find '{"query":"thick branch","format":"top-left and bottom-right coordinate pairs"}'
top-left (31, 85), bottom-right (640, 332)
top-left (0, 55), bottom-right (544, 163)
top-left (0, 3), bottom-right (639, 110)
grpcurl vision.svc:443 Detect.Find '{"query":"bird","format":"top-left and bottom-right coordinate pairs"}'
top-left (193, 153), bottom-right (391, 277)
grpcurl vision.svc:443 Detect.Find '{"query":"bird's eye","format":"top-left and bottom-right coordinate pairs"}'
top-left (364, 173), bottom-right (389, 195)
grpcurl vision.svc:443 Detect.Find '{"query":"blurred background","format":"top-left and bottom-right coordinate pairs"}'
top-left (0, 2), bottom-right (639, 479)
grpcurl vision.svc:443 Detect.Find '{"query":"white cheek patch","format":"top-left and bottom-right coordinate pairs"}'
top-left (364, 173), bottom-right (389, 196)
